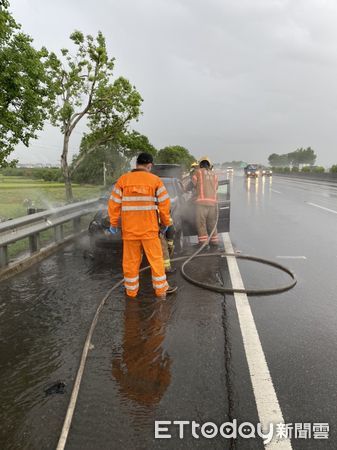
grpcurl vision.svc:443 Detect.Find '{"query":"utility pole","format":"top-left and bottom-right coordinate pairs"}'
top-left (103, 162), bottom-right (107, 187)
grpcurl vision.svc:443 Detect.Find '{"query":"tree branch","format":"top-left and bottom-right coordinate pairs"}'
top-left (68, 55), bottom-right (101, 135)
top-left (70, 132), bottom-right (116, 175)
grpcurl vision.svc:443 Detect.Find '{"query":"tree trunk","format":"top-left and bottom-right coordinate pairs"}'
top-left (61, 131), bottom-right (73, 202)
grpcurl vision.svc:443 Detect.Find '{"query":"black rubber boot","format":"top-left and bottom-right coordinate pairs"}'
top-left (166, 285), bottom-right (178, 295)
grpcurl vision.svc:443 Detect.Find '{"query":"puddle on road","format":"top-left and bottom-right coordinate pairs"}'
top-left (1, 243), bottom-right (232, 449)
top-left (0, 240), bottom-right (121, 449)
top-left (112, 298), bottom-right (173, 409)
top-left (67, 255), bottom-right (232, 449)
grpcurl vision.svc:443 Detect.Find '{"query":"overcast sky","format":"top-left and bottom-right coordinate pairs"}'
top-left (10, 0), bottom-right (337, 166)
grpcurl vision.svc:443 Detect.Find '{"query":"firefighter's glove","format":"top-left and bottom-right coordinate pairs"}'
top-left (159, 225), bottom-right (169, 235)
top-left (109, 226), bottom-right (119, 234)
top-left (167, 239), bottom-right (175, 257)
top-left (165, 224), bottom-right (176, 241)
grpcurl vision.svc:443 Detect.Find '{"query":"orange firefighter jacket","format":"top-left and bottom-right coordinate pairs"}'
top-left (108, 169), bottom-right (172, 240)
top-left (192, 168), bottom-right (218, 205)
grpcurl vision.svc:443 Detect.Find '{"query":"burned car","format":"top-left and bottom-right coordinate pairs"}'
top-left (88, 166), bottom-right (231, 254)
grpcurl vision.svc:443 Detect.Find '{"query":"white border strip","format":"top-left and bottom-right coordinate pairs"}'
top-left (276, 256), bottom-right (306, 260)
top-left (307, 202), bottom-right (337, 215)
top-left (221, 232), bottom-right (292, 449)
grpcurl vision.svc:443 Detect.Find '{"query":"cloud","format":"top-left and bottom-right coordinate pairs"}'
top-left (10, 0), bottom-right (337, 165)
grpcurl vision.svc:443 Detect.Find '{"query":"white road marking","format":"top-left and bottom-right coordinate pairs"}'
top-left (221, 232), bottom-right (292, 449)
top-left (276, 256), bottom-right (306, 260)
top-left (307, 202), bottom-right (337, 215)
top-left (271, 189), bottom-right (282, 194)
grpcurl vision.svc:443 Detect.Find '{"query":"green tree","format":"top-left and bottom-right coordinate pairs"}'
top-left (300, 147), bottom-right (316, 165)
top-left (301, 166), bottom-right (311, 172)
top-left (0, 0), bottom-right (49, 168)
top-left (268, 153), bottom-right (289, 167)
top-left (330, 165), bottom-right (337, 174)
top-left (72, 143), bottom-right (129, 185)
top-left (119, 131), bottom-right (157, 160)
top-left (288, 147), bottom-right (316, 167)
top-left (156, 145), bottom-right (195, 169)
top-left (71, 130), bottom-right (156, 185)
top-left (45, 30), bottom-right (142, 201)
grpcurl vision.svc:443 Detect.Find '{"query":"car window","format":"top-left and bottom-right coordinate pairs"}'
top-left (163, 180), bottom-right (177, 199)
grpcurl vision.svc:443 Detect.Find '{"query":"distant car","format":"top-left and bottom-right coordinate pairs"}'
top-left (261, 167), bottom-right (273, 176)
top-left (88, 177), bottom-right (188, 253)
top-left (244, 164), bottom-right (260, 177)
top-left (226, 166), bottom-right (234, 175)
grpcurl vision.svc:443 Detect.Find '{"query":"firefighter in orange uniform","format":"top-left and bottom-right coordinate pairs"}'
top-left (192, 156), bottom-right (219, 246)
top-left (108, 152), bottom-right (177, 298)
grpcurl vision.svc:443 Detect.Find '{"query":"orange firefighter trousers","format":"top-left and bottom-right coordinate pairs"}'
top-left (123, 237), bottom-right (168, 297)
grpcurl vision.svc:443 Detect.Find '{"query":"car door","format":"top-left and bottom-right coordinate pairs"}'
top-left (217, 179), bottom-right (230, 232)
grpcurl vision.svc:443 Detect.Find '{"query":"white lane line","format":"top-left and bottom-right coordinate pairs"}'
top-left (221, 232), bottom-right (292, 449)
top-left (276, 256), bottom-right (306, 260)
top-left (307, 202), bottom-right (337, 215)
top-left (271, 189), bottom-right (282, 194)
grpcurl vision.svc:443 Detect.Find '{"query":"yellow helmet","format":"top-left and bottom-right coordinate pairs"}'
top-left (198, 156), bottom-right (212, 166)
top-left (191, 162), bottom-right (198, 168)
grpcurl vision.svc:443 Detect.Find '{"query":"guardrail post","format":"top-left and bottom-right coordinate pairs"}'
top-left (73, 217), bottom-right (81, 234)
top-left (54, 225), bottom-right (64, 242)
top-left (0, 245), bottom-right (8, 268)
top-left (29, 233), bottom-right (40, 254)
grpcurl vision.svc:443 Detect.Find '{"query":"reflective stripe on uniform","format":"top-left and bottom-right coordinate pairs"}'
top-left (122, 196), bottom-right (156, 202)
top-left (152, 274), bottom-right (166, 282)
top-left (110, 195), bottom-right (122, 203)
top-left (124, 283), bottom-right (139, 290)
top-left (153, 281), bottom-right (168, 289)
top-left (156, 186), bottom-right (166, 196)
top-left (157, 193), bottom-right (169, 203)
top-left (113, 186), bottom-right (122, 196)
top-left (196, 198), bottom-right (217, 203)
top-left (122, 205), bottom-right (158, 211)
top-left (124, 275), bottom-right (139, 283)
top-left (199, 170), bottom-right (204, 200)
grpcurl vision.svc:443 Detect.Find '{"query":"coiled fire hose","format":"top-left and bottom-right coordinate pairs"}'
top-left (56, 209), bottom-right (296, 450)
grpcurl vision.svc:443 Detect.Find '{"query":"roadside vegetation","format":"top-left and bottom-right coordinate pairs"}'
top-left (0, 2), bottom-right (196, 203)
top-left (272, 165), bottom-right (326, 174)
top-left (0, 170), bottom-right (101, 260)
top-left (0, 171), bottom-right (102, 221)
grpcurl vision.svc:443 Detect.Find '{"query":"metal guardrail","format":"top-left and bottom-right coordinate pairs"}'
top-left (0, 198), bottom-right (100, 269)
top-left (274, 172), bottom-right (337, 182)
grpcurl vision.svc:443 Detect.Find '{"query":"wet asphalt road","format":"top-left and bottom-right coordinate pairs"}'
top-left (228, 173), bottom-right (337, 449)
top-left (1, 173), bottom-right (337, 449)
